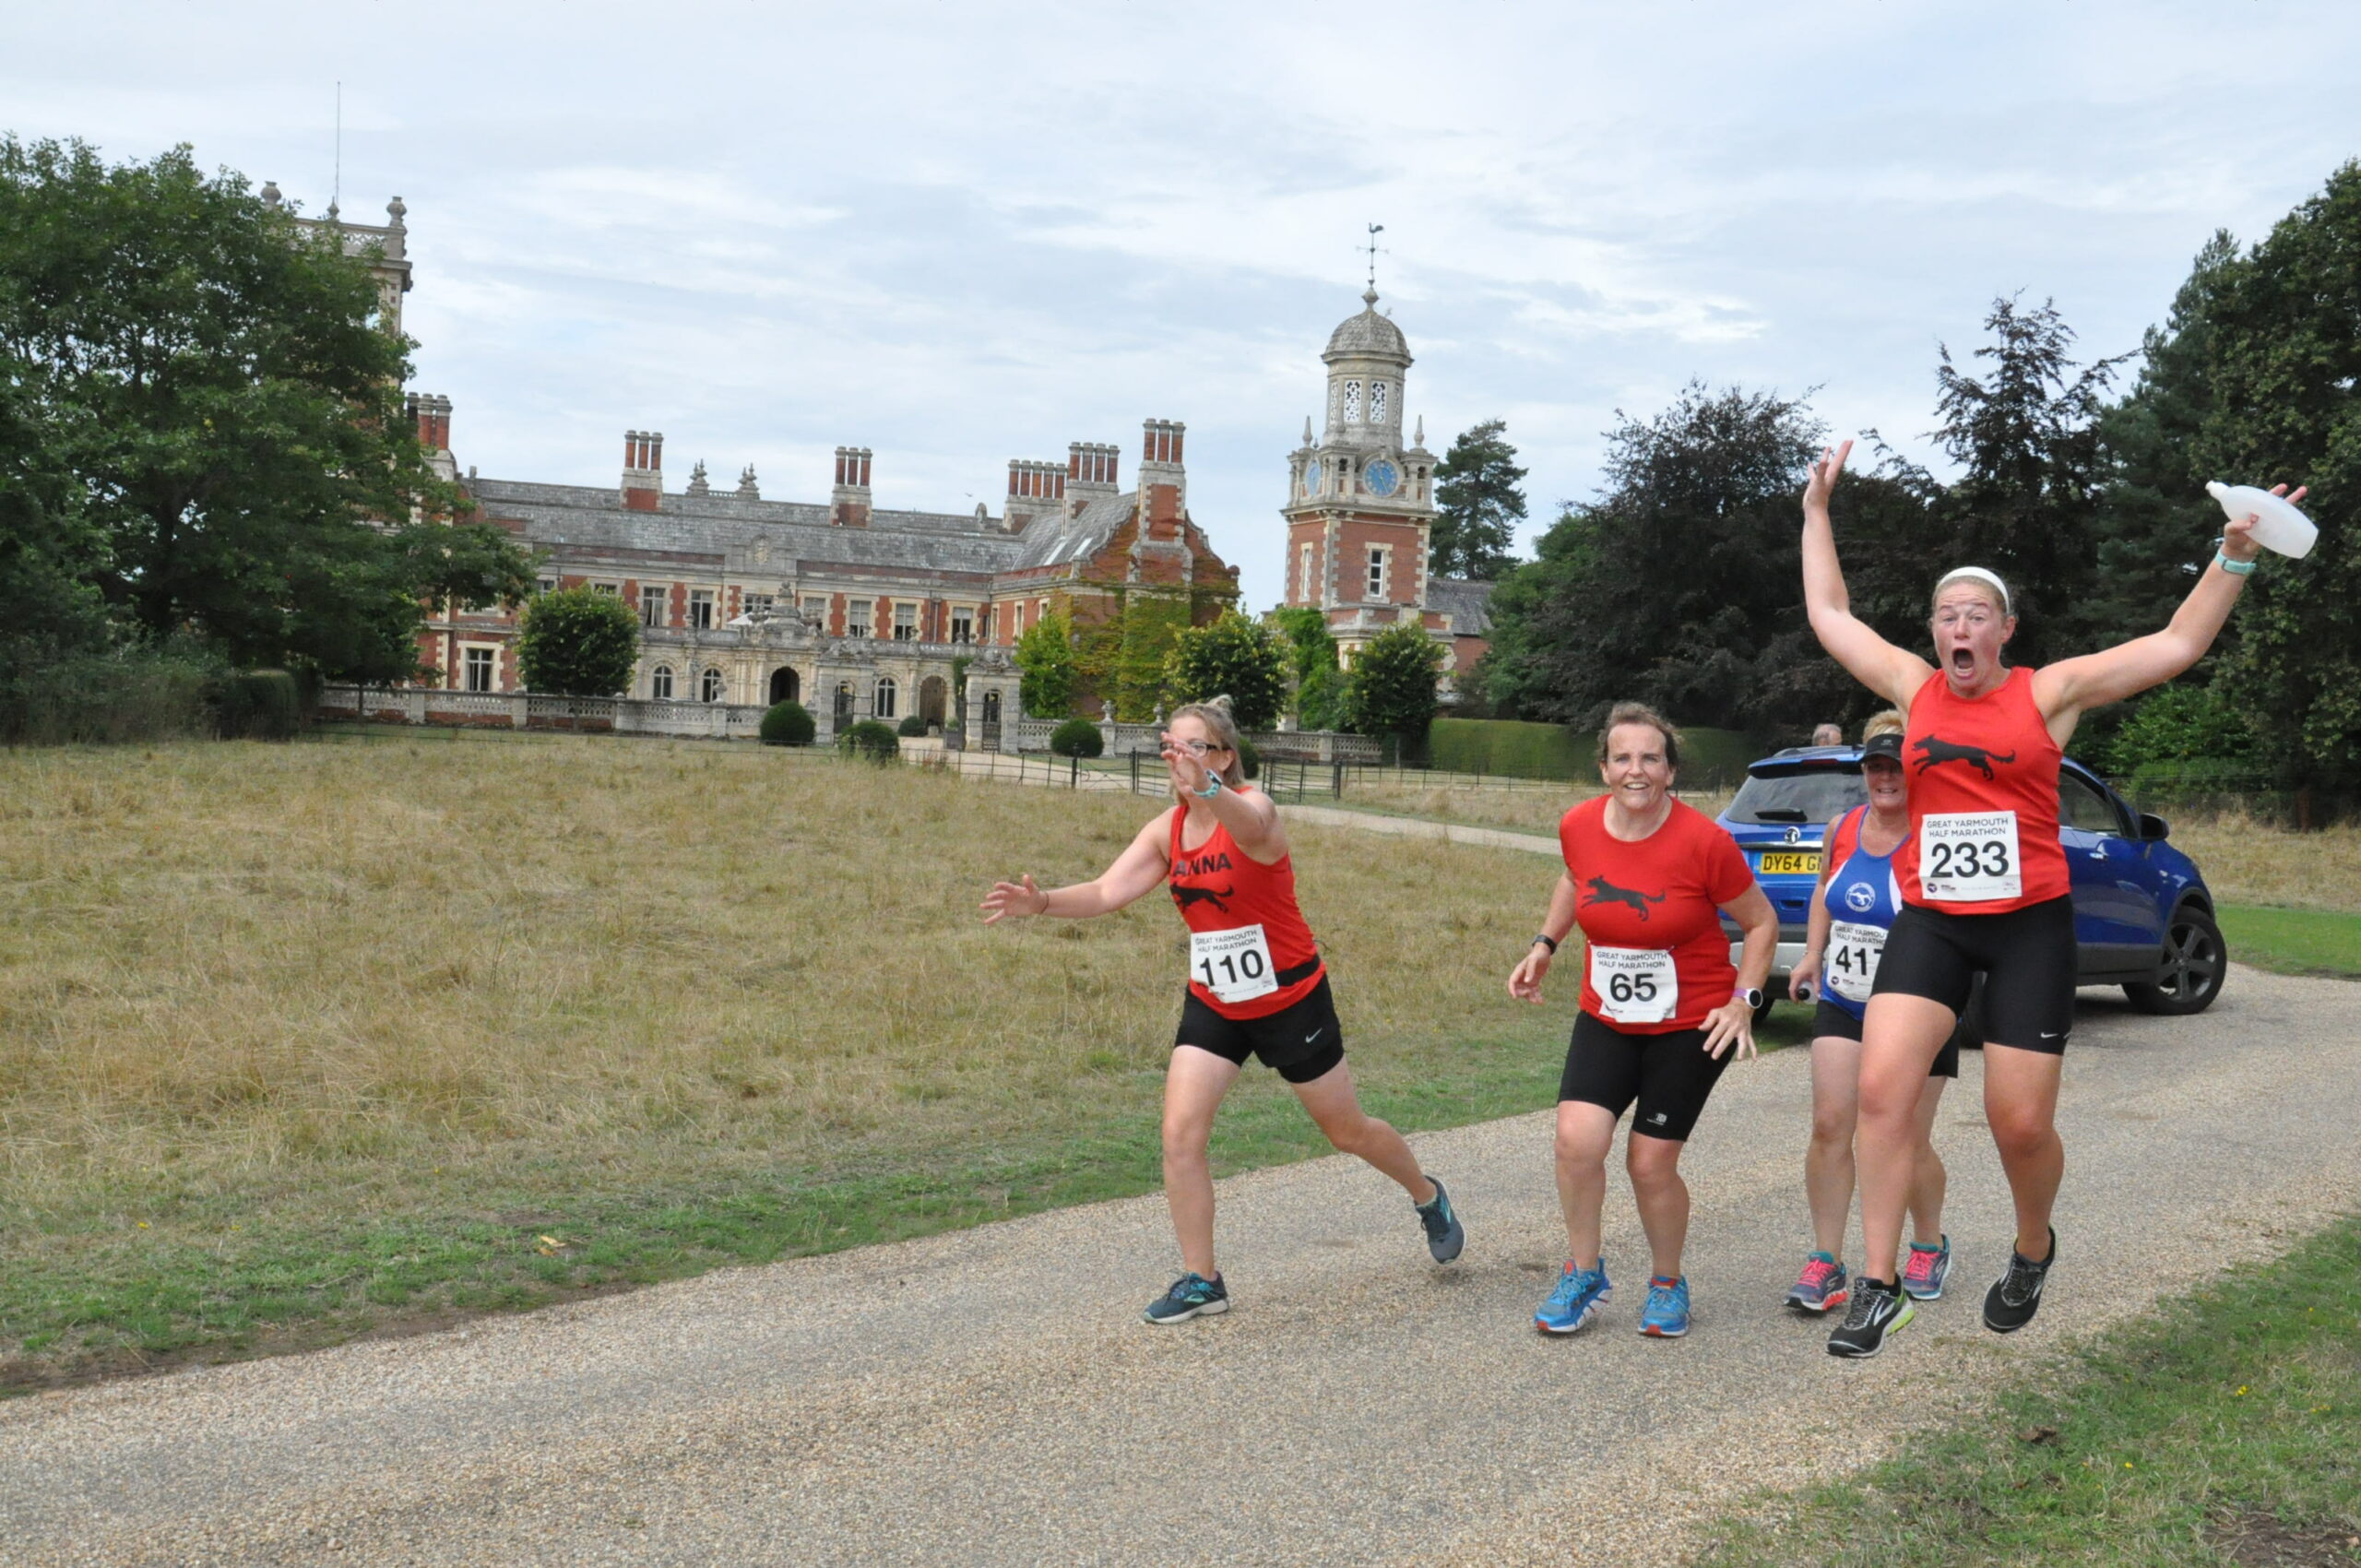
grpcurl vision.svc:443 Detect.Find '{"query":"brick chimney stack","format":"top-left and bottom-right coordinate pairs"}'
top-left (408, 392), bottom-right (453, 452)
top-left (1062, 440), bottom-right (1120, 527)
top-left (622, 429), bottom-right (664, 511)
top-left (1138, 418), bottom-right (1186, 529)
top-left (830, 446), bottom-right (872, 528)
top-left (1002, 458), bottom-right (1067, 533)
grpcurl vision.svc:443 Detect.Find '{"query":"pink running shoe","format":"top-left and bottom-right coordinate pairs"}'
top-left (1786, 1252), bottom-right (1849, 1313)
top-left (1903, 1235), bottom-right (1953, 1301)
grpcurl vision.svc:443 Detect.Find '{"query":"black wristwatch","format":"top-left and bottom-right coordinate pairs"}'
top-left (1733, 986), bottom-right (1765, 1010)
top-left (1532, 933), bottom-right (1559, 955)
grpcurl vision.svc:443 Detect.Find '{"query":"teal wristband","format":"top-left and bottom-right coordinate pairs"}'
top-left (2213, 547), bottom-right (2256, 577)
top-left (1192, 775), bottom-right (1223, 799)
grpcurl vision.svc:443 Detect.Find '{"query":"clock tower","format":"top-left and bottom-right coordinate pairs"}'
top-left (1280, 287), bottom-right (1443, 664)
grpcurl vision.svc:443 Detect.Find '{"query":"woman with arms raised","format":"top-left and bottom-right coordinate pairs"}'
top-left (1800, 439), bottom-right (2299, 1357)
top-left (981, 697), bottom-right (1464, 1325)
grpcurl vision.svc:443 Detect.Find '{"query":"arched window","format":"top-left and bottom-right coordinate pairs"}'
top-left (1370, 381), bottom-right (1387, 423)
top-left (700, 667), bottom-right (725, 703)
top-left (874, 676), bottom-right (898, 719)
top-left (650, 664), bottom-right (674, 700)
top-left (1342, 379), bottom-right (1362, 422)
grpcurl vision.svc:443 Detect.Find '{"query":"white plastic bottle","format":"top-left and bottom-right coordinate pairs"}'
top-left (2206, 481), bottom-right (2318, 559)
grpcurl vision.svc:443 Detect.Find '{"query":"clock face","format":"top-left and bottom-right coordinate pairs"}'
top-left (1365, 458), bottom-right (1400, 498)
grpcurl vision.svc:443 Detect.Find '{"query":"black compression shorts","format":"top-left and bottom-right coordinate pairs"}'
top-left (1811, 998), bottom-right (1961, 1078)
top-left (1175, 974), bottom-right (1346, 1085)
top-left (1872, 895), bottom-right (2076, 1054)
top-left (1557, 1011), bottom-right (1730, 1142)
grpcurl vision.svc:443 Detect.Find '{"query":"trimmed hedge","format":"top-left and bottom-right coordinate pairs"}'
top-left (1429, 717), bottom-right (1754, 786)
top-left (836, 719), bottom-right (901, 764)
top-left (896, 714), bottom-right (929, 738)
top-left (759, 700), bottom-right (816, 746)
top-left (211, 670), bottom-right (301, 740)
top-left (1050, 717), bottom-right (1105, 758)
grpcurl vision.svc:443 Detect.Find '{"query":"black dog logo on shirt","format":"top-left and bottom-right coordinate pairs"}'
top-left (1582, 875), bottom-right (1666, 921)
top-left (1912, 734), bottom-right (2015, 780)
top-left (1171, 884), bottom-right (1233, 914)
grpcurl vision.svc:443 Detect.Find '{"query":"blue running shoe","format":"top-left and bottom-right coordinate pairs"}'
top-left (1639, 1275), bottom-right (1691, 1337)
top-left (1786, 1252), bottom-right (1849, 1314)
top-left (1535, 1259), bottom-right (1611, 1335)
top-left (1416, 1175), bottom-right (1465, 1264)
top-left (1144, 1272), bottom-right (1228, 1324)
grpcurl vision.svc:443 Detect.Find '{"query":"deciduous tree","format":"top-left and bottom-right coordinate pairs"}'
top-left (1164, 612), bottom-right (1288, 731)
top-left (1341, 621), bottom-right (1445, 754)
top-left (515, 586), bottom-right (641, 696)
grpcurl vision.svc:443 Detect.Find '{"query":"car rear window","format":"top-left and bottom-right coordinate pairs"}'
top-left (1725, 768), bottom-right (1869, 826)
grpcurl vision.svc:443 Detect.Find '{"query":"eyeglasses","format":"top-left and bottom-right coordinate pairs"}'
top-left (1163, 736), bottom-right (1229, 758)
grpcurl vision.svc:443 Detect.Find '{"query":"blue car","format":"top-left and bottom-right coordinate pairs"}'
top-left (1717, 745), bottom-right (2226, 1027)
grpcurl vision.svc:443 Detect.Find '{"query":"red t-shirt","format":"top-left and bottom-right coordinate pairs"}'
top-left (1168, 799), bottom-right (1325, 1020)
top-left (1896, 667), bottom-right (2070, 913)
top-left (1559, 796), bottom-right (1754, 1033)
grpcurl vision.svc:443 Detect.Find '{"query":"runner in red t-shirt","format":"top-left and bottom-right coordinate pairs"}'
top-left (982, 697), bottom-right (1464, 1327)
top-left (1507, 704), bottom-right (1776, 1339)
top-left (1802, 439), bottom-right (2303, 1356)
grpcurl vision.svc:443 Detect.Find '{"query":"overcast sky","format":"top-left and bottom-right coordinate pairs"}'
top-left (9, 2), bottom-right (2359, 608)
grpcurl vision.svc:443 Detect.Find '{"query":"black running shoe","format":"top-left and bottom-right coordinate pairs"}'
top-left (1826, 1277), bottom-right (1915, 1359)
top-left (1417, 1175), bottom-right (1465, 1264)
top-left (1144, 1272), bottom-right (1228, 1324)
top-left (1982, 1227), bottom-right (2056, 1334)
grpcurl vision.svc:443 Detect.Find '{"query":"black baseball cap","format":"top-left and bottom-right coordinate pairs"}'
top-left (1861, 732), bottom-right (1904, 765)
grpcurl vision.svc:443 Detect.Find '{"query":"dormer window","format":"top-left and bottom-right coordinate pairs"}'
top-left (1343, 379), bottom-right (1362, 422)
top-left (1370, 381), bottom-right (1388, 423)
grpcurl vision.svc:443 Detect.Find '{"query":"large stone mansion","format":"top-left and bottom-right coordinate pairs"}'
top-left (363, 196), bottom-right (1489, 729)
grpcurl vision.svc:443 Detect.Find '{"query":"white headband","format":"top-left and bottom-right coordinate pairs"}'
top-left (1935, 566), bottom-right (2011, 616)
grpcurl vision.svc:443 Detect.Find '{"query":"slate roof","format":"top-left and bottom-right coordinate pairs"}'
top-left (1323, 291), bottom-right (1411, 362)
top-left (1429, 576), bottom-right (1495, 636)
top-left (466, 476), bottom-right (1141, 580)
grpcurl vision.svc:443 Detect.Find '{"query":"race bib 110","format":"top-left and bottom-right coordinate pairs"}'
top-left (1919, 811), bottom-right (2021, 902)
top-left (1190, 924), bottom-right (1278, 1006)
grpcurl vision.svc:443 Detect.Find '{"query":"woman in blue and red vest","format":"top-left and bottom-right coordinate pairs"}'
top-left (1801, 439), bottom-right (2302, 1357)
top-left (981, 697), bottom-right (1463, 1327)
top-left (1782, 711), bottom-right (1955, 1319)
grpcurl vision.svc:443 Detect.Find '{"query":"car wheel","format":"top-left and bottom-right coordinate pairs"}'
top-left (2124, 905), bottom-right (2227, 1016)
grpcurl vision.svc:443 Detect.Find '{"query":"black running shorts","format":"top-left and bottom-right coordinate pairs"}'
top-left (1175, 974), bottom-right (1346, 1085)
top-left (1873, 895), bottom-right (2076, 1054)
top-left (1557, 1011), bottom-right (1730, 1142)
top-left (1810, 998), bottom-right (1960, 1078)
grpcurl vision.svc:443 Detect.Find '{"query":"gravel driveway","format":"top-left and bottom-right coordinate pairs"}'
top-left (5, 966), bottom-right (2355, 1567)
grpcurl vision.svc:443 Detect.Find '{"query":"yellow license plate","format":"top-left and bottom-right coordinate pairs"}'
top-left (1757, 850), bottom-right (1820, 874)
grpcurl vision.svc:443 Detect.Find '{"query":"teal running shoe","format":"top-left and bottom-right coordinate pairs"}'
top-left (1535, 1259), bottom-right (1611, 1335)
top-left (1639, 1275), bottom-right (1691, 1337)
top-left (1144, 1272), bottom-right (1228, 1324)
top-left (1416, 1175), bottom-right (1465, 1264)
top-left (1903, 1236), bottom-right (1952, 1301)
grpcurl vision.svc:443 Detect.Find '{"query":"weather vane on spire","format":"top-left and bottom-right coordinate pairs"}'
top-left (1363, 223), bottom-right (1386, 298)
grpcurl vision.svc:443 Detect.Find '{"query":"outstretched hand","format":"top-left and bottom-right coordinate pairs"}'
top-left (1802, 440), bottom-right (1853, 512)
top-left (2222, 482), bottom-right (2308, 563)
top-left (980, 873), bottom-right (1049, 924)
top-left (1160, 735), bottom-right (1211, 795)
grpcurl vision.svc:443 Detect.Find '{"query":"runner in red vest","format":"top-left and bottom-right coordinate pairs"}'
top-left (1508, 704), bottom-right (1777, 1339)
top-left (981, 697), bottom-right (1464, 1325)
top-left (1801, 440), bottom-right (2303, 1357)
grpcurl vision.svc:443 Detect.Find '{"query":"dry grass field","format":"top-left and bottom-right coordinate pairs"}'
top-left (0, 735), bottom-right (1583, 1386)
top-left (1330, 775), bottom-right (1734, 837)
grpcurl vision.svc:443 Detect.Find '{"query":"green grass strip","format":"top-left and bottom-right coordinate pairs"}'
top-left (2218, 902), bottom-right (2361, 980)
top-left (1695, 1213), bottom-right (2361, 1567)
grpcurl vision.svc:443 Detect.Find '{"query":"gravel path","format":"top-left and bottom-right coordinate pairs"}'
top-left (5, 967), bottom-right (2355, 1566)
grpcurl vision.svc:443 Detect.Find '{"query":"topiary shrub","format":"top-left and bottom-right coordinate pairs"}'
top-left (1235, 735), bottom-right (1260, 780)
top-left (836, 719), bottom-right (901, 764)
top-left (759, 699), bottom-right (815, 746)
top-left (896, 714), bottom-right (929, 738)
top-left (211, 670), bottom-right (301, 740)
top-left (1050, 717), bottom-right (1105, 758)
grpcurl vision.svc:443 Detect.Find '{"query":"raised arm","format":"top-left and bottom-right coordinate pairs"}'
top-left (980, 810), bottom-right (1172, 923)
top-left (1801, 441), bottom-right (1934, 709)
top-left (1163, 738), bottom-right (1287, 862)
top-left (2033, 494), bottom-right (2296, 723)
